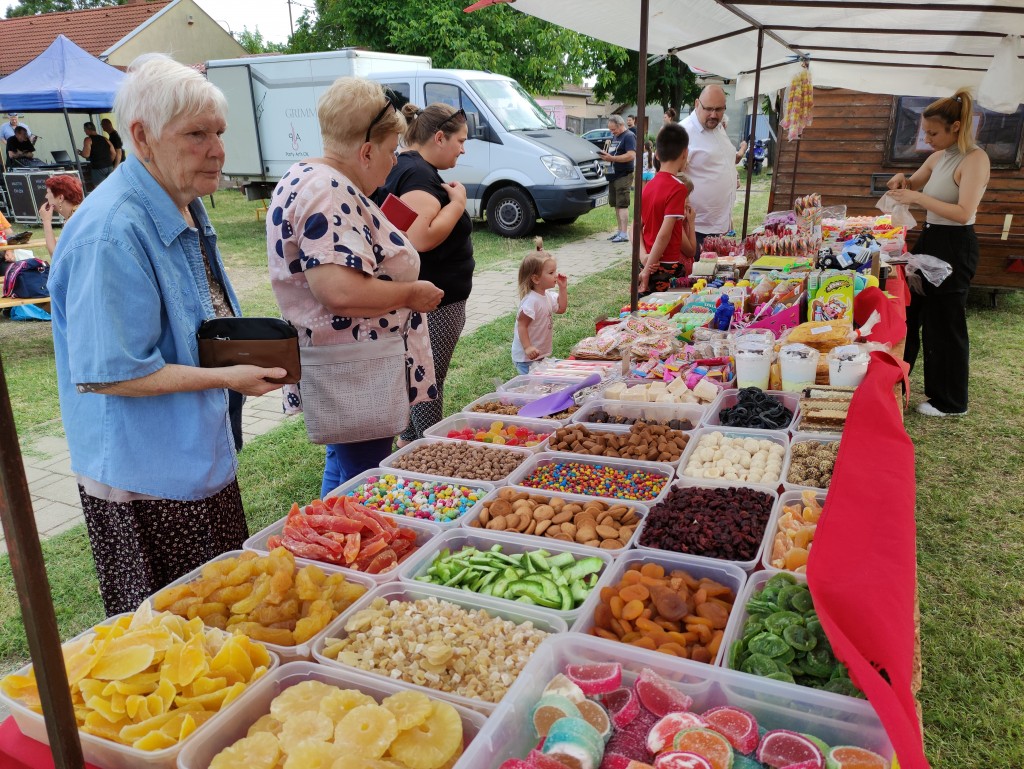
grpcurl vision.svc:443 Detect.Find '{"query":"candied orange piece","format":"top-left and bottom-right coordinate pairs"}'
top-left (794, 527), bottom-right (815, 549)
top-left (785, 547), bottom-right (810, 570)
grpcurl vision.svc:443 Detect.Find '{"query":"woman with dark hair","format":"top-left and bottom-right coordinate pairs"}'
top-left (378, 102), bottom-right (473, 444)
top-left (886, 87), bottom-right (990, 417)
top-left (39, 174), bottom-right (84, 256)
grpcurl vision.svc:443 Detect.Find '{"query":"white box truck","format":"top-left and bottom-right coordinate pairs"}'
top-left (206, 49), bottom-right (608, 238)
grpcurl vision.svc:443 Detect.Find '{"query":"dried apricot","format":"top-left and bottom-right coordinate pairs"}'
top-left (621, 600), bottom-right (644, 621)
top-left (618, 584), bottom-right (650, 603)
top-left (639, 563), bottom-right (665, 579)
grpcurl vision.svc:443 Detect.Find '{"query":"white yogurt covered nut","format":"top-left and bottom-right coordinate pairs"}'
top-left (683, 434), bottom-right (785, 484)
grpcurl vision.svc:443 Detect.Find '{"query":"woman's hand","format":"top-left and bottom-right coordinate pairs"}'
top-left (40, 202), bottom-right (53, 227)
top-left (887, 188), bottom-right (920, 206)
top-left (887, 173), bottom-right (909, 190)
top-left (684, 202), bottom-right (695, 222)
top-left (446, 181), bottom-right (467, 209)
top-left (407, 280), bottom-right (445, 313)
top-left (219, 365), bottom-right (288, 396)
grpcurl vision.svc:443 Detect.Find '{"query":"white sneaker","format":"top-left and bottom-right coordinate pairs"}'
top-left (916, 401), bottom-right (967, 417)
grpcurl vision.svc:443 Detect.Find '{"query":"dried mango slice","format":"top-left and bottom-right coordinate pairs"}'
top-left (163, 632), bottom-right (209, 687)
top-left (82, 712), bottom-right (131, 742)
top-left (90, 645), bottom-right (155, 681)
top-left (132, 730), bottom-right (177, 751)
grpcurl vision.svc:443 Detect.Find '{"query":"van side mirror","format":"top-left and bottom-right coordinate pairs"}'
top-left (465, 111), bottom-right (485, 140)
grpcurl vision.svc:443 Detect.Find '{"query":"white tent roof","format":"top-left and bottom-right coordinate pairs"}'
top-left (506, 0), bottom-right (1024, 99)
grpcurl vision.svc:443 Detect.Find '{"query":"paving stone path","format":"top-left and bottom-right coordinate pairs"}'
top-left (2, 233), bottom-right (630, 554)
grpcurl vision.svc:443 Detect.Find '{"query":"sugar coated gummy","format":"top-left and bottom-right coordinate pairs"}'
top-left (634, 668), bottom-right (695, 718)
top-left (756, 729), bottom-right (825, 769)
top-left (577, 699), bottom-right (613, 741)
top-left (654, 752), bottom-right (714, 769)
top-left (545, 673), bottom-right (587, 704)
top-left (602, 687), bottom-right (641, 729)
top-left (647, 712), bottom-right (710, 753)
top-left (529, 749), bottom-right (579, 769)
top-left (701, 706), bottom-right (759, 754)
top-left (543, 716), bottom-right (606, 769)
top-left (825, 746), bottom-right (888, 769)
top-left (670, 729), bottom-right (734, 769)
top-left (532, 694), bottom-right (582, 738)
top-left (566, 662), bottom-right (623, 695)
top-left (600, 754), bottom-right (636, 769)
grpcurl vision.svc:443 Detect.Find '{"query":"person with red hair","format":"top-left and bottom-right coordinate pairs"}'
top-left (40, 174), bottom-right (84, 256)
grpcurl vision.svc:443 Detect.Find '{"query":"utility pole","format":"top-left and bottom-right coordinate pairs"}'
top-left (287, 0), bottom-right (295, 37)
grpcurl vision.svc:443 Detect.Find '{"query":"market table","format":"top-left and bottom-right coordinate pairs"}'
top-left (0, 717), bottom-right (101, 769)
top-left (0, 239), bottom-right (47, 253)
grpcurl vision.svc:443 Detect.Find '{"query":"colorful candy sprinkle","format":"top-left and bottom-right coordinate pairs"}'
top-left (519, 462), bottom-right (667, 501)
top-left (344, 474), bottom-right (486, 523)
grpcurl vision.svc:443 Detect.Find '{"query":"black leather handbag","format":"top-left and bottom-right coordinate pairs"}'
top-left (197, 317), bottom-right (300, 385)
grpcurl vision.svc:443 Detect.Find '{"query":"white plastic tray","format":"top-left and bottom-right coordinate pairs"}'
top-left (457, 633), bottom-right (893, 769)
top-left (634, 479), bottom-right (779, 572)
top-left (176, 661), bottom-right (488, 769)
top-left (460, 486), bottom-right (648, 557)
top-left (497, 373), bottom-right (589, 395)
top-left (324, 467), bottom-right (495, 528)
top-left (781, 431), bottom-right (842, 493)
top-left (379, 437), bottom-right (533, 487)
top-left (571, 398), bottom-right (705, 431)
top-left (761, 488), bottom-right (828, 573)
top-left (676, 426), bottom-right (790, 490)
top-left (150, 550), bottom-right (375, 663)
top-left (543, 420), bottom-right (690, 466)
top-left (311, 581), bottom-right (567, 713)
top-left (243, 513), bottom-right (440, 584)
top-left (702, 388), bottom-right (801, 434)
top-left (424, 412), bottom-right (558, 453)
top-left (505, 451), bottom-right (676, 505)
top-left (461, 391), bottom-right (579, 425)
top-left (570, 548), bottom-right (748, 667)
top-left (0, 613), bottom-right (279, 769)
top-left (397, 527), bottom-right (614, 624)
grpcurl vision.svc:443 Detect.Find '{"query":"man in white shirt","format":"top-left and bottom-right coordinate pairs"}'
top-left (1, 114), bottom-right (34, 143)
top-left (680, 85), bottom-right (737, 253)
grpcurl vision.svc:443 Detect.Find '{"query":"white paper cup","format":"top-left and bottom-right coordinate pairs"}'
top-left (735, 347), bottom-right (772, 389)
top-left (779, 344), bottom-right (820, 392)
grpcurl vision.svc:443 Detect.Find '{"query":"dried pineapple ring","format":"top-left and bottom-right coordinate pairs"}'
top-left (210, 731), bottom-right (281, 769)
top-left (280, 711), bottom-right (334, 747)
top-left (318, 688), bottom-right (375, 723)
top-left (386, 701), bottom-right (462, 769)
top-left (269, 680), bottom-right (337, 720)
top-left (282, 740), bottom-right (339, 769)
top-left (334, 703), bottom-right (398, 759)
top-left (246, 714), bottom-right (283, 737)
top-left (381, 690), bottom-right (432, 730)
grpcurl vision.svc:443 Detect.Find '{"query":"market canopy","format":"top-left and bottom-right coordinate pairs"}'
top-left (506, 0), bottom-right (1024, 99)
top-left (0, 34), bottom-right (125, 112)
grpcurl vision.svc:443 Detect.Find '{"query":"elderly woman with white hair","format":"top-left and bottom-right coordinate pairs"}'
top-left (48, 54), bottom-right (287, 616)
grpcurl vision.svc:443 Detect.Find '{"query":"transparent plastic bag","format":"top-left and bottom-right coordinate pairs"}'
top-left (904, 253), bottom-right (953, 294)
top-left (875, 192), bottom-right (917, 229)
top-left (978, 35), bottom-right (1024, 114)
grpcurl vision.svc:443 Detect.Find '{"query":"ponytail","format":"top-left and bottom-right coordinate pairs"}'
top-left (402, 102), bottom-right (467, 146)
top-left (924, 88), bottom-right (976, 154)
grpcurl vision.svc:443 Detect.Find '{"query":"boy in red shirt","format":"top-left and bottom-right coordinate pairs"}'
top-left (639, 123), bottom-right (696, 294)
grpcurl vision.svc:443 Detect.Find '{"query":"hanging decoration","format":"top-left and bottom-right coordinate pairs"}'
top-left (780, 63), bottom-right (813, 141)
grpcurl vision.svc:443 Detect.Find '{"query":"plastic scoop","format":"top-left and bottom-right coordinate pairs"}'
top-left (516, 373), bottom-right (601, 418)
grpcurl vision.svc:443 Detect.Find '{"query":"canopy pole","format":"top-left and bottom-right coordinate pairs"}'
top-left (629, 0), bottom-right (650, 313)
top-left (62, 108), bottom-right (87, 194)
top-left (789, 138), bottom-right (802, 208)
top-left (0, 353), bottom-right (85, 769)
top-left (741, 28), bottom-right (765, 240)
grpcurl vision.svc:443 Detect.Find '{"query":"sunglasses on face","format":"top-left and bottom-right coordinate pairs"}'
top-left (698, 99), bottom-right (726, 115)
top-left (365, 92), bottom-right (398, 144)
top-left (437, 108), bottom-right (467, 133)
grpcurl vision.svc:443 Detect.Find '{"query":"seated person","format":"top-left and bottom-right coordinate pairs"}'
top-left (7, 126), bottom-right (41, 166)
top-left (1, 210), bottom-right (17, 259)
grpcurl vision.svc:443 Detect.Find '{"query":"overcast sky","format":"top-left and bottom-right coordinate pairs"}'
top-left (195, 0), bottom-right (299, 45)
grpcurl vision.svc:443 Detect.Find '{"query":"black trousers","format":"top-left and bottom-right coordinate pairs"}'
top-left (903, 223), bottom-right (979, 413)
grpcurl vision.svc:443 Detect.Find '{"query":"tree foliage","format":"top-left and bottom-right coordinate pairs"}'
top-left (238, 26), bottom-right (287, 55)
top-left (289, 0), bottom-right (622, 94)
top-left (593, 52), bottom-right (700, 124)
top-left (4, 0), bottom-right (122, 17)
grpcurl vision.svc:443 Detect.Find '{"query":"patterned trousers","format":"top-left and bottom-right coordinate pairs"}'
top-left (400, 299), bottom-right (467, 442)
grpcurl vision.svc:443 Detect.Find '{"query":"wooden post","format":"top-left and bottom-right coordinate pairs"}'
top-left (630, 0), bottom-right (651, 313)
top-left (0, 352), bottom-right (84, 769)
top-left (741, 28), bottom-right (765, 240)
top-left (789, 138), bottom-right (802, 209)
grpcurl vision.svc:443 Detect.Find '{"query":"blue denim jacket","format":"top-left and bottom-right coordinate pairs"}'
top-left (49, 156), bottom-right (241, 500)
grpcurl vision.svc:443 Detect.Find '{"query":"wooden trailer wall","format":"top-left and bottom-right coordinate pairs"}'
top-left (768, 88), bottom-right (1024, 292)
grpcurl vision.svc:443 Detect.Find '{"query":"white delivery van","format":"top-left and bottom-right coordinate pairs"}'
top-left (206, 49), bottom-right (608, 238)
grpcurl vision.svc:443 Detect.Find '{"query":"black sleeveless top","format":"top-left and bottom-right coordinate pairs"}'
top-left (88, 134), bottom-right (114, 169)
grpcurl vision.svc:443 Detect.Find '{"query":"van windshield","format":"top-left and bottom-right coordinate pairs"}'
top-left (468, 79), bottom-right (556, 131)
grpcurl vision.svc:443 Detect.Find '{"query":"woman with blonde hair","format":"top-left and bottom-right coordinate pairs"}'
top-left (886, 87), bottom-right (990, 417)
top-left (267, 77), bottom-right (443, 496)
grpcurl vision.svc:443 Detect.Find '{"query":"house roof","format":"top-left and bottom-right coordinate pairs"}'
top-left (0, 0), bottom-right (172, 76)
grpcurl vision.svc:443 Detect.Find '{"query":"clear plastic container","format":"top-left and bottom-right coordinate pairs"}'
top-left (761, 488), bottom-right (828, 573)
top-left (634, 479), bottom-right (779, 572)
top-left (542, 420), bottom-right (690, 467)
top-left (571, 398), bottom-right (705, 432)
top-left (461, 392), bottom-right (580, 425)
top-left (457, 633), bottom-right (892, 769)
top-left (781, 432), bottom-right (842, 493)
top-left (324, 467), bottom-right (495, 528)
top-left (150, 550), bottom-right (375, 663)
top-left (459, 486), bottom-right (648, 557)
top-left (176, 661), bottom-right (488, 769)
top-left (497, 374), bottom-right (589, 395)
top-left (424, 412), bottom-right (558, 453)
top-left (734, 346), bottom-right (773, 389)
top-left (779, 343), bottom-right (821, 392)
top-left (719, 570), bottom-right (869, 708)
top-left (0, 613), bottom-right (280, 769)
top-left (311, 581), bottom-right (567, 713)
top-left (505, 451), bottom-right (676, 505)
top-left (570, 549), bottom-right (747, 666)
top-left (243, 513), bottom-right (440, 584)
top-left (379, 437), bottom-right (533, 487)
top-left (677, 427), bottom-right (790, 490)
top-left (828, 344), bottom-right (871, 387)
top-left (702, 388), bottom-right (801, 435)
top-left (397, 528), bottom-right (614, 624)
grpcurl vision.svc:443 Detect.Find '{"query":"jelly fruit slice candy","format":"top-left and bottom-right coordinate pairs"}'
top-left (532, 694), bottom-right (582, 738)
top-left (756, 729), bottom-right (825, 769)
top-left (701, 706), bottom-right (759, 754)
top-left (825, 746), bottom-right (889, 769)
top-left (634, 668), bottom-right (694, 718)
top-left (566, 662), bottom-right (623, 696)
top-left (497, 761), bottom-right (534, 769)
top-left (601, 754), bottom-right (635, 769)
top-left (654, 752), bottom-right (714, 769)
top-left (577, 699), bottom-right (613, 741)
top-left (671, 729), bottom-right (735, 769)
top-left (606, 708), bottom-right (658, 763)
top-left (602, 687), bottom-right (641, 729)
top-left (545, 673), bottom-right (587, 704)
top-left (647, 712), bottom-right (710, 754)
top-left (530, 749), bottom-right (581, 769)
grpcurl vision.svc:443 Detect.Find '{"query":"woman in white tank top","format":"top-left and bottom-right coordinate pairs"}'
top-left (884, 88), bottom-right (990, 417)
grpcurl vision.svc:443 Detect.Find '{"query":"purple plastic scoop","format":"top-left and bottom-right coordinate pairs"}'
top-left (516, 373), bottom-right (602, 418)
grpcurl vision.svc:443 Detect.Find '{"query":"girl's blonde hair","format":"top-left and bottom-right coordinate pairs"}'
top-left (517, 237), bottom-right (555, 299)
top-left (924, 88), bottom-right (976, 155)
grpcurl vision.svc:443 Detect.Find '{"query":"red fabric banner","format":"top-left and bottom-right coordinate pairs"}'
top-left (854, 285), bottom-right (906, 346)
top-left (0, 717), bottom-right (102, 769)
top-left (807, 351), bottom-right (927, 768)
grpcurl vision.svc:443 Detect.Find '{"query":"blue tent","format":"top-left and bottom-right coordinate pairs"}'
top-left (0, 34), bottom-right (124, 112)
